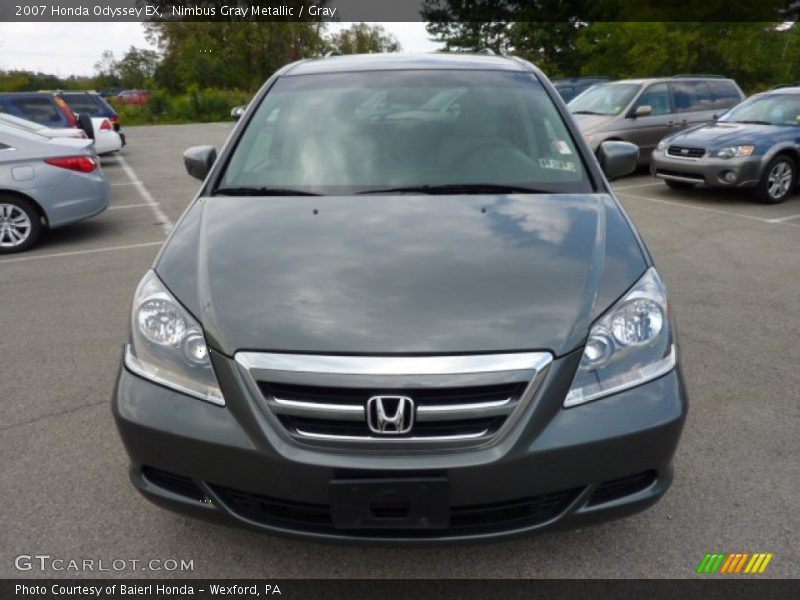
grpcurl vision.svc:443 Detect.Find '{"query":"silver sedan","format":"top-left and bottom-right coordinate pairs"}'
top-left (0, 124), bottom-right (109, 253)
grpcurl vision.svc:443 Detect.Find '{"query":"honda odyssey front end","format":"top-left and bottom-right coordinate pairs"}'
top-left (113, 53), bottom-right (687, 543)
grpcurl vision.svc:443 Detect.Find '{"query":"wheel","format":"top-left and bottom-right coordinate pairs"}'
top-left (0, 196), bottom-right (41, 254)
top-left (665, 180), bottom-right (696, 191)
top-left (756, 155), bottom-right (796, 204)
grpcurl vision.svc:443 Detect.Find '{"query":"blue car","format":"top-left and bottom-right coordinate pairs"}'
top-left (651, 84), bottom-right (800, 203)
top-left (0, 92), bottom-right (78, 129)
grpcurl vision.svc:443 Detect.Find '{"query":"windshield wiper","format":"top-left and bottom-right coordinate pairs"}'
top-left (571, 110), bottom-right (607, 115)
top-left (357, 183), bottom-right (551, 195)
top-left (727, 120), bottom-right (773, 125)
top-left (213, 186), bottom-right (321, 196)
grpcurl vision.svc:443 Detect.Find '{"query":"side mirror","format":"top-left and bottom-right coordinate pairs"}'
top-left (632, 105), bottom-right (652, 118)
top-left (183, 145), bottom-right (217, 181)
top-left (598, 140), bottom-right (639, 180)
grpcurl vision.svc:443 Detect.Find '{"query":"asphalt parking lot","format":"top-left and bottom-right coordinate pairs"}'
top-left (1, 122), bottom-right (798, 579)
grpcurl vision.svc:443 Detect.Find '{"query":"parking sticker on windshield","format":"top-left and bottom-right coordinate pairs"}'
top-left (539, 158), bottom-right (577, 172)
top-left (554, 140), bottom-right (573, 155)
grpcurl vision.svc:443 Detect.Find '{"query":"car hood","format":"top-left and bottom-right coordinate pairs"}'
top-left (570, 113), bottom-right (616, 133)
top-left (156, 194), bottom-right (647, 357)
top-left (666, 121), bottom-right (800, 147)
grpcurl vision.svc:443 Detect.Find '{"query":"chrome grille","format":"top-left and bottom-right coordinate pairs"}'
top-left (235, 352), bottom-right (552, 449)
top-left (667, 145), bottom-right (705, 158)
top-left (263, 382), bottom-right (524, 440)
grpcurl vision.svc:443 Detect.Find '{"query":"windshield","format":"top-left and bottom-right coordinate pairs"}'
top-left (568, 83), bottom-right (641, 116)
top-left (62, 93), bottom-right (109, 116)
top-left (219, 70), bottom-right (592, 195)
top-left (719, 94), bottom-right (800, 126)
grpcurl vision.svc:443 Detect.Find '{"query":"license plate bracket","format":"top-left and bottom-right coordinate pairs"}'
top-left (330, 478), bottom-right (449, 529)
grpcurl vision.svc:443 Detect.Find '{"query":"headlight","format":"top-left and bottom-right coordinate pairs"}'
top-left (565, 267), bottom-right (676, 407)
top-left (124, 270), bottom-right (224, 405)
top-left (713, 145), bottom-right (755, 159)
top-left (656, 139), bottom-right (668, 151)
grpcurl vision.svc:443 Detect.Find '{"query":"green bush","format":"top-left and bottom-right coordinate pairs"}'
top-left (110, 88), bottom-right (252, 125)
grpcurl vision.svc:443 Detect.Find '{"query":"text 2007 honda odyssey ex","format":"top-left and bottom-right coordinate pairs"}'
top-left (113, 54), bottom-right (687, 543)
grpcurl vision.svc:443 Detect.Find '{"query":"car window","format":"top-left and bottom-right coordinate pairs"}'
top-left (635, 83), bottom-right (672, 116)
top-left (61, 93), bottom-right (105, 115)
top-left (221, 70), bottom-right (592, 195)
top-left (568, 83), bottom-right (641, 116)
top-left (556, 85), bottom-right (576, 102)
top-left (9, 96), bottom-right (62, 125)
top-left (671, 81), bottom-right (714, 113)
top-left (709, 81), bottom-right (742, 110)
top-left (720, 93), bottom-right (800, 126)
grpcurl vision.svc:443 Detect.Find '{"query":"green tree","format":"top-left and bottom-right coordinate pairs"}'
top-left (325, 23), bottom-right (401, 54)
top-left (145, 22), bottom-right (328, 92)
top-left (575, 22), bottom-right (800, 92)
top-left (115, 46), bottom-right (161, 89)
top-left (93, 50), bottom-right (120, 88)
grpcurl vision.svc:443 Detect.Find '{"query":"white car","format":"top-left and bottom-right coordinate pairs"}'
top-left (0, 112), bottom-right (122, 155)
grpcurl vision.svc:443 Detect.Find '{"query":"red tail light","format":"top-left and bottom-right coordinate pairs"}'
top-left (110, 115), bottom-right (120, 125)
top-left (45, 156), bottom-right (98, 173)
top-left (99, 119), bottom-right (112, 131)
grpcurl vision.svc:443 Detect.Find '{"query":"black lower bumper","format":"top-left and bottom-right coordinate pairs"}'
top-left (112, 355), bottom-right (687, 544)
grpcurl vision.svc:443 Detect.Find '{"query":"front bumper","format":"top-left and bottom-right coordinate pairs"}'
top-left (112, 349), bottom-right (687, 544)
top-left (650, 150), bottom-right (762, 187)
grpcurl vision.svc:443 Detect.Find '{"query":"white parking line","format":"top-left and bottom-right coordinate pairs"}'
top-left (117, 155), bottom-right (174, 235)
top-left (0, 241), bottom-right (163, 265)
top-left (612, 181), bottom-right (664, 191)
top-left (615, 191), bottom-right (800, 227)
top-left (107, 203), bottom-right (150, 211)
top-left (766, 213), bottom-right (800, 223)
top-left (110, 181), bottom-right (136, 187)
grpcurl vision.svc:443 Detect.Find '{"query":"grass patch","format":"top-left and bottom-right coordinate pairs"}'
top-left (112, 87), bottom-right (253, 125)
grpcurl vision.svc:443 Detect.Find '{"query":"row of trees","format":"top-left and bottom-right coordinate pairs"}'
top-left (91, 20), bottom-right (800, 95)
top-left (112, 22), bottom-right (399, 93)
top-left (3, 21), bottom-right (800, 96)
top-left (0, 23), bottom-right (401, 93)
top-left (424, 20), bottom-right (800, 92)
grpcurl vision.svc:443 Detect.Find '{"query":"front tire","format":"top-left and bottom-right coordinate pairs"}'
top-left (665, 180), bottom-right (696, 191)
top-left (0, 196), bottom-right (41, 254)
top-left (756, 156), bottom-right (796, 204)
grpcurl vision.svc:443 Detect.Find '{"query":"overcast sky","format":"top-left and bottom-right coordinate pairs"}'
top-left (0, 22), bottom-right (439, 77)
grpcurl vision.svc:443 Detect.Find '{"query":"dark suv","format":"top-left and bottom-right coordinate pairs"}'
top-left (58, 91), bottom-right (125, 145)
top-left (0, 92), bottom-right (78, 129)
top-left (113, 53), bottom-right (687, 543)
top-left (552, 76), bottom-right (610, 102)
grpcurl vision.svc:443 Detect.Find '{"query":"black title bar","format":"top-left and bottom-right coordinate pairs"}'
top-left (2, 0), bottom-right (799, 22)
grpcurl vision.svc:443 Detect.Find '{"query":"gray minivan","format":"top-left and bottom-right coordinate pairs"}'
top-left (569, 76), bottom-right (745, 164)
top-left (113, 53), bottom-right (687, 543)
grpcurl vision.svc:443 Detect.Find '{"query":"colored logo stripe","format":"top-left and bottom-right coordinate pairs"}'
top-left (697, 552), bottom-right (773, 574)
